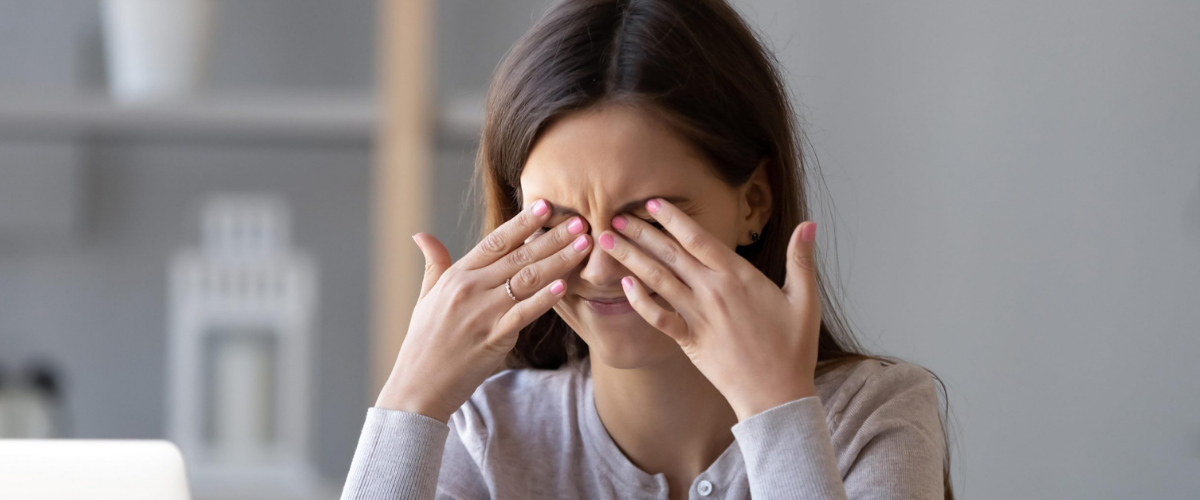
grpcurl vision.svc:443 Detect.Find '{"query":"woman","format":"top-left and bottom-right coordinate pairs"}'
top-left (342, 0), bottom-right (953, 498)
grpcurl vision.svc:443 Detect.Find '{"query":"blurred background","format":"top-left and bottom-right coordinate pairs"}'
top-left (0, 1), bottom-right (1196, 499)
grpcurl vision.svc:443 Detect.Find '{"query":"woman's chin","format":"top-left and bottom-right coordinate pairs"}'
top-left (581, 323), bottom-right (680, 370)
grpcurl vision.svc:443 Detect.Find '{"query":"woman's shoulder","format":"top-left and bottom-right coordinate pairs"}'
top-left (814, 356), bottom-right (944, 431)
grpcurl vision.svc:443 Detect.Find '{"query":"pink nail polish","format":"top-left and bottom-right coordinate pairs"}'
top-left (646, 199), bottom-right (661, 214)
top-left (621, 276), bottom-right (633, 291)
top-left (801, 222), bottom-right (816, 242)
top-left (611, 215), bottom-right (627, 231)
top-left (550, 280), bottom-right (565, 295)
top-left (599, 233), bottom-right (615, 250)
top-left (532, 199), bottom-right (549, 216)
top-left (573, 235), bottom-right (589, 252)
top-left (568, 217), bottom-right (584, 234)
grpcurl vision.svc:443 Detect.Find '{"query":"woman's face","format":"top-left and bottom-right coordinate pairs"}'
top-left (520, 103), bottom-right (756, 370)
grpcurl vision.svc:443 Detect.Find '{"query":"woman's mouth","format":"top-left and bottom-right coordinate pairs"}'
top-left (582, 293), bottom-right (656, 316)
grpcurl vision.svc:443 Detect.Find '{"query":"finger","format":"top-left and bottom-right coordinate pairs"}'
top-left (486, 215), bottom-right (588, 283)
top-left (781, 221), bottom-right (819, 303)
top-left (413, 233), bottom-right (451, 300)
top-left (598, 230), bottom-right (693, 306)
top-left (505, 233), bottom-right (591, 300)
top-left (644, 198), bottom-right (734, 270)
top-left (621, 275), bottom-right (689, 343)
top-left (460, 199), bottom-right (553, 270)
top-left (610, 214), bottom-right (704, 284)
top-left (493, 279), bottom-right (567, 344)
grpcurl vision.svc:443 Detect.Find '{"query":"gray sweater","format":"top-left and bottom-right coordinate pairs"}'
top-left (340, 356), bottom-right (946, 499)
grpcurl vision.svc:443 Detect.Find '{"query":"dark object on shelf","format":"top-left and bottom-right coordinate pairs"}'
top-left (24, 360), bottom-right (61, 402)
top-left (0, 357), bottom-right (66, 438)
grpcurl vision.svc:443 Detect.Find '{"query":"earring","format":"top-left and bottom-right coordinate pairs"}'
top-left (750, 231), bottom-right (760, 243)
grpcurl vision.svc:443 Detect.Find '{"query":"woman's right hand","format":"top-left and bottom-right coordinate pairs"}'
top-left (374, 199), bottom-right (590, 423)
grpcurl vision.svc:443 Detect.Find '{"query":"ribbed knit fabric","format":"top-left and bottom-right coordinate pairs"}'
top-left (341, 410), bottom-right (450, 500)
top-left (730, 397), bottom-right (846, 499)
top-left (340, 356), bottom-right (946, 499)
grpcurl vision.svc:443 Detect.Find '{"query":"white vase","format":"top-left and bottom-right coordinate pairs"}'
top-left (101, 0), bottom-right (217, 103)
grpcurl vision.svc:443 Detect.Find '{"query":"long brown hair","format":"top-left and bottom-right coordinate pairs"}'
top-left (471, 0), bottom-right (954, 496)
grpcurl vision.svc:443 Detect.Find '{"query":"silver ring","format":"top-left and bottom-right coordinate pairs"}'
top-left (504, 277), bottom-right (520, 302)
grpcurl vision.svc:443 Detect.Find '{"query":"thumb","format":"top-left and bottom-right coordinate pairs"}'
top-left (413, 233), bottom-right (451, 299)
top-left (782, 221), bottom-right (818, 303)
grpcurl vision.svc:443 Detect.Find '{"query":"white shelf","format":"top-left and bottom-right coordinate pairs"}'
top-left (0, 90), bottom-right (375, 143)
top-left (0, 90), bottom-right (485, 145)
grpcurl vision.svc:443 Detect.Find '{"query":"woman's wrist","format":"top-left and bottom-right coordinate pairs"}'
top-left (732, 381), bottom-right (818, 422)
top-left (375, 379), bottom-right (455, 424)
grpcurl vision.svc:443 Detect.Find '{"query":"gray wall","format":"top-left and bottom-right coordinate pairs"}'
top-left (735, 0), bottom-right (1200, 497)
top-left (0, 0), bottom-right (378, 485)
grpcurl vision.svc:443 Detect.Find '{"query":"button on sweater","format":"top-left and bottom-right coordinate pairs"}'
top-left (340, 356), bottom-right (946, 499)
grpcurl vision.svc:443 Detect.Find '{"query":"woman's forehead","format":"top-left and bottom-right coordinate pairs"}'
top-left (519, 159), bottom-right (708, 214)
top-left (519, 106), bottom-right (717, 208)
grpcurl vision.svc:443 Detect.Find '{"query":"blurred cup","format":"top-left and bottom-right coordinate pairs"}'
top-left (101, 0), bottom-right (217, 103)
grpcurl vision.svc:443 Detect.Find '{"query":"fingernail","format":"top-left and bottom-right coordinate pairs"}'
top-left (411, 234), bottom-right (424, 251)
top-left (646, 199), bottom-right (661, 214)
top-left (621, 276), bottom-right (633, 291)
top-left (550, 280), bottom-right (565, 295)
top-left (611, 215), bottom-right (627, 231)
top-left (801, 222), bottom-right (816, 242)
top-left (568, 216), bottom-right (584, 234)
top-left (599, 233), bottom-right (615, 250)
top-left (573, 234), bottom-right (589, 252)
top-left (532, 199), bottom-right (549, 216)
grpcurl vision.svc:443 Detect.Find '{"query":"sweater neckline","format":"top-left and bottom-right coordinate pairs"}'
top-left (575, 356), bottom-right (746, 496)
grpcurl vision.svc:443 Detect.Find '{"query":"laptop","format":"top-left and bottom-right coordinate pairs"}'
top-left (0, 439), bottom-right (191, 500)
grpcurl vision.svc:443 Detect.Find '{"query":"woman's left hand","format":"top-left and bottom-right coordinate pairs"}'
top-left (599, 198), bottom-right (822, 422)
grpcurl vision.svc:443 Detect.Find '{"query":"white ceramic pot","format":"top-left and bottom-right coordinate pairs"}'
top-left (101, 0), bottom-right (217, 102)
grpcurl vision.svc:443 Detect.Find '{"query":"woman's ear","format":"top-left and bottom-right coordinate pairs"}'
top-left (738, 159), bottom-right (773, 246)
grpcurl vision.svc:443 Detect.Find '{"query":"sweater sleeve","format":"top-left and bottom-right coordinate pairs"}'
top-left (730, 362), bottom-right (946, 500)
top-left (339, 407), bottom-right (490, 500)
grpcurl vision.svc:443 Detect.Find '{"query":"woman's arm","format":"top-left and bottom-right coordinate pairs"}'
top-left (730, 362), bottom-right (946, 500)
top-left (341, 200), bottom-right (587, 499)
top-left (340, 407), bottom-right (489, 500)
top-left (732, 397), bottom-right (846, 499)
top-left (340, 408), bottom-right (447, 500)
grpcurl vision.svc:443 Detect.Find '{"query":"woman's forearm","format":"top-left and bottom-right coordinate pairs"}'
top-left (731, 396), bottom-right (849, 500)
top-left (340, 408), bottom-right (450, 500)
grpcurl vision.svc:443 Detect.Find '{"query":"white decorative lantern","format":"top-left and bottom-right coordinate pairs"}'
top-left (167, 194), bottom-right (327, 500)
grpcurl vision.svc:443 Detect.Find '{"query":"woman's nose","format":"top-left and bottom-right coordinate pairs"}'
top-left (577, 225), bottom-right (626, 288)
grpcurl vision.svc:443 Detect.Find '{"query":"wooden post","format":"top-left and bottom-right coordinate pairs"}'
top-left (372, 0), bottom-right (434, 399)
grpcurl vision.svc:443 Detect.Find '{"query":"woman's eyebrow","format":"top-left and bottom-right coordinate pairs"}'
top-left (550, 196), bottom-right (689, 217)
